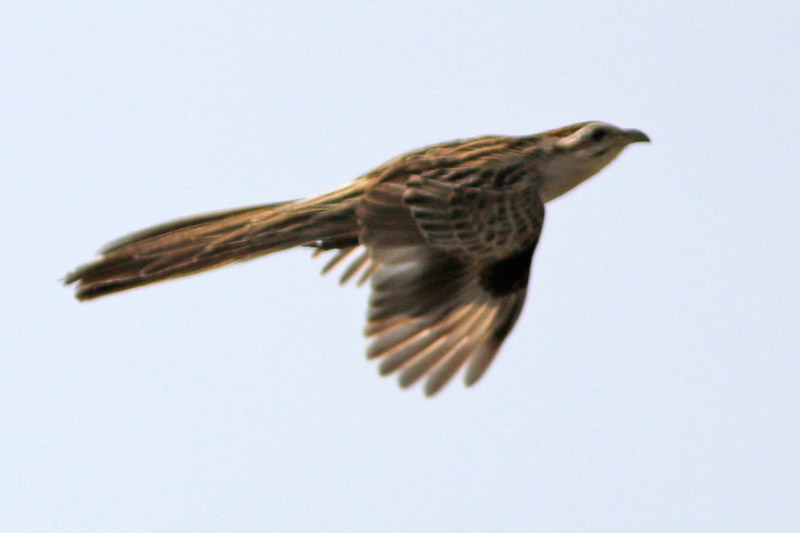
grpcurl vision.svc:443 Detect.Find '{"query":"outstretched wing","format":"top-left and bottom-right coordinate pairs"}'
top-left (403, 171), bottom-right (544, 262)
top-left (356, 163), bottom-right (545, 395)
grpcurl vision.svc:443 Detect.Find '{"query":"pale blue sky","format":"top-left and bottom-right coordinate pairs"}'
top-left (3, 2), bottom-right (799, 531)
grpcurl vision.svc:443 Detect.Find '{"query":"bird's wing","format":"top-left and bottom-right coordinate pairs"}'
top-left (403, 171), bottom-right (544, 261)
top-left (356, 167), bottom-right (545, 394)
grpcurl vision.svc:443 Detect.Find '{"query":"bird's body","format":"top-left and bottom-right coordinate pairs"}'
top-left (67, 121), bottom-right (648, 395)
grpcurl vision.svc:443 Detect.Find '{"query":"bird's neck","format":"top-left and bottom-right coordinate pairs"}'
top-left (537, 148), bottom-right (623, 203)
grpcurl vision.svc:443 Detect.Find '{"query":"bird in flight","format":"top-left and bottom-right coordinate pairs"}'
top-left (67, 121), bottom-right (649, 395)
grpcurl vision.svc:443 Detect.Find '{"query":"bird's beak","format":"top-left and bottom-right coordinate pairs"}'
top-left (623, 129), bottom-right (650, 144)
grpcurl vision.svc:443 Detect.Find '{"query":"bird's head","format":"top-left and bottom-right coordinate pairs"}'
top-left (537, 121), bottom-right (649, 202)
top-left (554, 121), bottom-right (649, 153)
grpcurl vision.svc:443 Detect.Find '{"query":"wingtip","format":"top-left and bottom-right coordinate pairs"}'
top-left (423, 381), bottom-right (443, 397)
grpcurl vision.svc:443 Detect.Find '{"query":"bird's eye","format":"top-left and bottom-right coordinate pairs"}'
top-left (589, 128), bottom-right (608, 142)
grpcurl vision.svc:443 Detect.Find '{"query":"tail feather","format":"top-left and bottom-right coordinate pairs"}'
top-left (97, 202), bottom-right (291, 254)
top-left (66, 182), bottom-right (367, 300)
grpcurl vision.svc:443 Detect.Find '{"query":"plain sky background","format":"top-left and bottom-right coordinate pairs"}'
top-left (3, 2), bottom-right (798, 531)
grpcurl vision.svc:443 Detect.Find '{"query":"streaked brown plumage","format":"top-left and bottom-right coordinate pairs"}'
top-left (66, 121), bottom-right (649, 395)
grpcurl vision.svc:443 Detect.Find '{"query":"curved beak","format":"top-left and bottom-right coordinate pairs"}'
top-left (623, 129), bottom-right (650, 144)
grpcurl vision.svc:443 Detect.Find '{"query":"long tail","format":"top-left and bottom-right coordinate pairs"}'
top-left (66, 181), bottom-right (368, 300)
